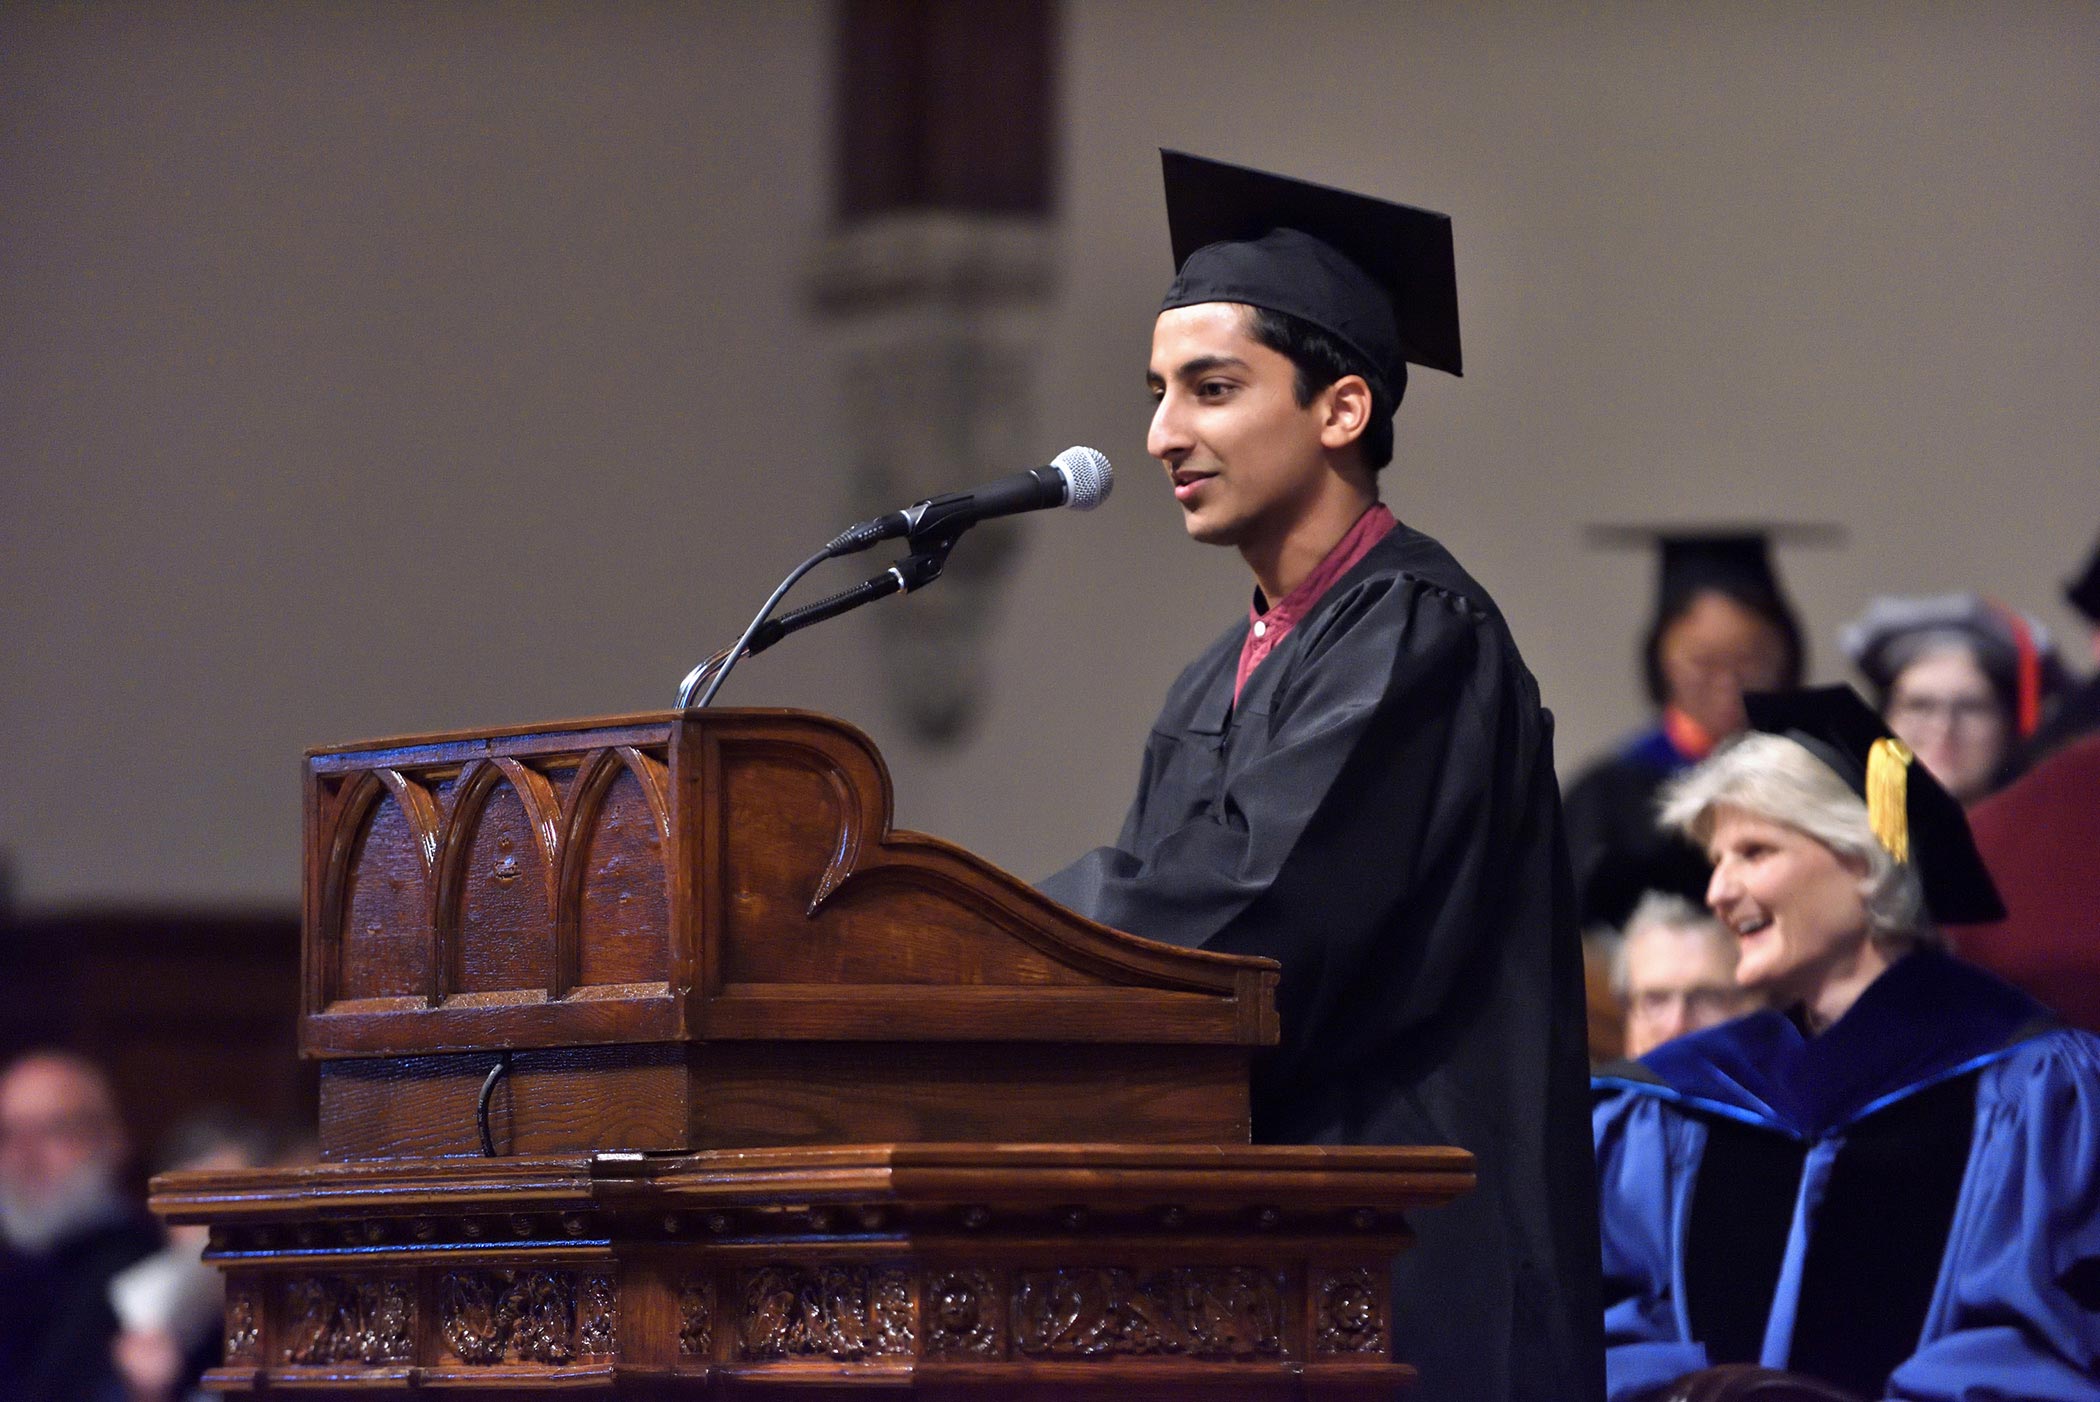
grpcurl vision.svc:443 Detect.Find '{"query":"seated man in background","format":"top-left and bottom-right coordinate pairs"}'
top-left (1611, 891), bottom-right (1758, 1059)
top-left (0, 1049), bottom-right (162, 1401)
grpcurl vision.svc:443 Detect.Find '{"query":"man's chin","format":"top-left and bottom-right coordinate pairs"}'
top-left (0, 1168), bottom-right (125, 1254)
top-left (1181, 512), bottom-right (1241, 547)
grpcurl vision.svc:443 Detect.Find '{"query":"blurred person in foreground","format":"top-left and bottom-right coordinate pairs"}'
top-left (1611, 892), bottom-right (1757, 1060)
top-left (1564, 530), bottom-right (1817, 933)
top-left (108, 1110), bottom-right (274, 1402)
top-left (0, 1049), bottom-right (161, 1401)
top-left (1840, 593), bottom-right (2065, 805)
top-left (1042, 152), bottom-right (1601, 1400)
top-left (1593, 686), bottom-right (2100, 1400)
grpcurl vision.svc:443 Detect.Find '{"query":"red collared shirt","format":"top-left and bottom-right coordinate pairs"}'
top-left (1234, 503), bottom-right (1398, 701)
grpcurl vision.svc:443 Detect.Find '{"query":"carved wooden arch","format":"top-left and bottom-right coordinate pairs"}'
top-left (312, 767), bottom-right (440, 1012)
top-left (708, 713), bottom-right (1264, 1003)
top-left (715, 735), bottom-right (869, 916)
top-left (431, 756), bottom-right (565, 1002)
top-left (552, 745), bottom-right (673, 998)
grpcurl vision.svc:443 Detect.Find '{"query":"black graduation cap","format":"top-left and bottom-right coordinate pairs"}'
top-left (1158, 150), bottom-right (1463, 397)
top-left (1588, 523), bottom-right (1840, 615)
top-left (2066, 531), bottom-right (2100, 625)
top-left (1743, 685), bottom-right (2006, 925)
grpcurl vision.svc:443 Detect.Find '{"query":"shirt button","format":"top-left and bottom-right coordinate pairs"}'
top-left (1252, 620), bottom-right (1267, 638)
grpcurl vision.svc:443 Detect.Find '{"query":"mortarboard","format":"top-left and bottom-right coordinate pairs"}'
top-left (1744, 685), bottom-right (2006, 924)
top-left (1587, 523), bottom-right (1841, 624)
top-left (2066, 531), bottom-right (2100, 625)
top-left (1158, 150), bottom-right (1462, 399)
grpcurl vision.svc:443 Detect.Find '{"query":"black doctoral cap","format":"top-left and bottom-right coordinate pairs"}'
top-left (2066, 530), bottom-right (2100, 625)
top-left (1158, 150), bottom-right (1463, 401)
top-left (1588, 523), bottom-right (1842, 704)
top-left (1744, 684), bottom-right (2006, 924)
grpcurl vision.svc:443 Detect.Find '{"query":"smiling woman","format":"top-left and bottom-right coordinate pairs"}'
top-left (1590, 686), bottom-right (2100, 1400)
top-left (1659, 731), bottom-right (1927, 1033)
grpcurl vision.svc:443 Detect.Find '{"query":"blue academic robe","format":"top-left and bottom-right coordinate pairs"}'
top-left (1592, 949), bottom-right (2100, 1400)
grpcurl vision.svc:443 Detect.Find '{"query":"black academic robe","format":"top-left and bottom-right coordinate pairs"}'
top-left (1041, 521), bottom-right (1605, 1402)
top-left (1562, 727), bottom-right (1713, 932)
top-left (0, 1207), bottom-right (162, 1401)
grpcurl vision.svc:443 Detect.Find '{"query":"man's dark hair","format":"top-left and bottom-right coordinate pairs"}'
top-left (1244, 305), bottom-right (1402, 470)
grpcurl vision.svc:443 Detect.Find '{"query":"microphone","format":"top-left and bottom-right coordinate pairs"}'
top-left (826, 445), bottom-right (1113, 557)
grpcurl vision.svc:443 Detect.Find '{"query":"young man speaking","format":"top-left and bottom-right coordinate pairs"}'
top-left (1040, 152), bottom-right (1603, 1401)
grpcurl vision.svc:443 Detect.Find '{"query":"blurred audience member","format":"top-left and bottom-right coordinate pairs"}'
top-left (0, 1050), bottom-right (160, 1401)
top-left (2020, 529), bottom-right (2100, 767)
top-left (108, 1110), bottom-right (274, 1402)
top-left (1840, 593), bottom-right (2065, 804)
top-left (1566, 530), bottom-right (1812, 930)
top-left (1611, 893), bottom-right (1757, 1058)
top-left (1949, 732), bottom-right (2100, 1033)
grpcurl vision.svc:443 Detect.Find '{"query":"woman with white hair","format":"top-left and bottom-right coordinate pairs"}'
top-left (1592, 686), bottom-right (2100, 1401)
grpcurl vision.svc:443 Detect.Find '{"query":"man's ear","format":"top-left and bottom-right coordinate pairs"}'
top-left (1316, 374), bottom-right (1374, 451)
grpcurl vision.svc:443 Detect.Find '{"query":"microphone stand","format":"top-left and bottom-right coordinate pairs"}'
top-left (676, 532), bottom-right (960, 709)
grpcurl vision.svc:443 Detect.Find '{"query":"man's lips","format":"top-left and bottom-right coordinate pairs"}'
top-left (1171, 470), bottom-right (1216, 503)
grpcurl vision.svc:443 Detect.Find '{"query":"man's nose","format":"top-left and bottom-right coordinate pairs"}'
top-left (1658, 997), bottom-right (1693, 1040)
top-left (1147, 393), bottom-right (1191, 462)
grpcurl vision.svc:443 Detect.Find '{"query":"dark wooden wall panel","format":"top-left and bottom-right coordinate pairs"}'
top-left (835, 0), bottom-right (1057, 221)
top-left (0, 908), bottom-right (312, 1179)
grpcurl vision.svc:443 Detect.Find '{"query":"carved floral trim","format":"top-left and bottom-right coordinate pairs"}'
top-left (1012, 1266), bottom-right (1285, 1359)
top-left (737, 1263), bottom-right (915, 1361)
top-left (679, 1276), bottom-right (714, 1357)
top-left (578, 1273), bottom-right (618, 1356)
top-left (280, 1276), bottom-right (414, 1365)
top-left (925, 1268), bottom-right (1001, 1358)
top-left (439, 1269), bottom-right (577, 1366)
top-left (224, 1287), bottom-right (261, 1364)
top-left (1314, 1266), bottom-right (1385, 1355)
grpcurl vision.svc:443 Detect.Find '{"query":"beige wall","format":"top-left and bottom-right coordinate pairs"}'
top-left (5, 2), bottom-right (2096, 907)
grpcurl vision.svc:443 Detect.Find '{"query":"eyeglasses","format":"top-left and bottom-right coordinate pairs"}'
top-left (1888, 695), bottom-right (2003, 731)
top-left (1628, 986), bottom-right (1741, 1020)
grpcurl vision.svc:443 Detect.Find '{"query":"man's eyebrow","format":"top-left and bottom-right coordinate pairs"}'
top-left (1147, 354), bottom-right (1251, 386)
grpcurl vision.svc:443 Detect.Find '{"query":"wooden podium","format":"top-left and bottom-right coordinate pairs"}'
top-left (153, 710), bottom-right (1472, 1397)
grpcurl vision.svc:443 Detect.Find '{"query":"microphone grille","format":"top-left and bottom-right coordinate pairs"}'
top-left (1052, 446), bottom-right (1114, 510)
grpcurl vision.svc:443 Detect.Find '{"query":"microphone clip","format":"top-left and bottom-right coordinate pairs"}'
top-left (892, 526), bottom-right (961, 588)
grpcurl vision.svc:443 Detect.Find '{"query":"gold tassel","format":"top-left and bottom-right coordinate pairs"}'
top-left (1867, 737), bottom-right (1913, 864)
